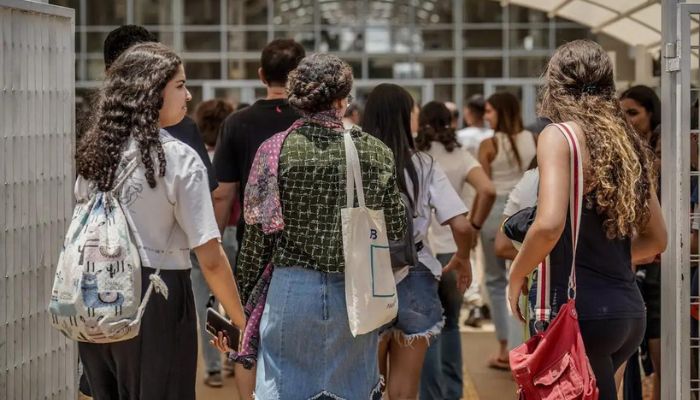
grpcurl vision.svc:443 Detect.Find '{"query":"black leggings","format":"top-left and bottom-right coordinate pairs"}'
top-left (579, 318), bottom-right (646, 400)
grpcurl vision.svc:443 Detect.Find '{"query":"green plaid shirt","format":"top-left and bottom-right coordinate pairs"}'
top-left (236, 123), bottom-right (406, 303)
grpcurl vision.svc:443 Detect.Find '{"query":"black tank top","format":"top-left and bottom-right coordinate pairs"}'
top-left (531, 197), bottom-right (645, 321)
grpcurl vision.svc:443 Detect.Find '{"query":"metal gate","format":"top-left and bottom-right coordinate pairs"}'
top-left (0, 1), bottom-right (76, 399)
top-left (661, 1), bottom-right (700, 399)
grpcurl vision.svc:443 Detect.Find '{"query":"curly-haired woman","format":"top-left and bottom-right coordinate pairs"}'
top-left (507, 40), bottom-right (667, 399)
top-left (217, 54), bottom-right (406, 399)
top-left (75, 42), bottom-right (245, 399)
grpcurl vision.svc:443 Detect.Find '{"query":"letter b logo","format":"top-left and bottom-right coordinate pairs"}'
top-left (369, 229), bottom-right (378, 240)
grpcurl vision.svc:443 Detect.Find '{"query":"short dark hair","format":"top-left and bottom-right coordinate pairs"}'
top-left (260, 39), bottom-right (306, 86)
top-left (465, 94), bottom-right (486, 118)
top-left (194, 99), bottom-right (234, 148)
top-left (103, 25), bottom-right (157, 69)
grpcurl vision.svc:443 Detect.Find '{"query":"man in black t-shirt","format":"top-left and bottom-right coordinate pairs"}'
top-left (213, 39), bottom-right (305, 244)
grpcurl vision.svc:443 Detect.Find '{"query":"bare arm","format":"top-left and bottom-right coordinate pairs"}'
top-left (631, 193), bottom-right (667, 264)
top-left (213, 182), bottom-right (239, 233)
top-left (443, 214), bottom-right (475, 293)
top-left (465, 166), bottom-right (496, 227)
top-left (193, 238), bottom-right (245, 329)
top-left (478, 138), bottom-right (496, 178)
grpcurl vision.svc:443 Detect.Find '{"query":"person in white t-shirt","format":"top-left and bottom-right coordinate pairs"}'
top-left (457, 94), bottom-right (494, 157)
top-left (74, 42), bottom-right (245, 399)
top-left (363, 84), bottom-right (475, 400)
top-left (416, 101), bottom-right (496, 400)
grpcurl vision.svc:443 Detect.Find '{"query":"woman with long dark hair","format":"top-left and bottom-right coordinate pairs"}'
top-left (75, 42), bottom-right (245, 399)
top-left (507, 40), bottom-right (667, 399)
top-left (416, 101), bottom-right (496, 399)
top-left (620, 84), bottom-right (663, 400)
top-left (363, 85), bottom-right (475, 399)
top-left (478, 91), bottom-right (536, 370)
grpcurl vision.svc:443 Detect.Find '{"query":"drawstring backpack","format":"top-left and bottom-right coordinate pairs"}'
top-left (508, 123), bottom-right (599, 400)
top-left (49, 159), bottom-right (169, 343)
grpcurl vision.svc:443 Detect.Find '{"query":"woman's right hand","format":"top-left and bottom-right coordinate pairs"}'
top-left (443, 254), bottom-right (472, 294)
top-left (210, 331), bottom-right (234, 354)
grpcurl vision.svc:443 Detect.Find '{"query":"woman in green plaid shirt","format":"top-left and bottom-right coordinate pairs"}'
top-left (233, 54), bottom-right (406, 399)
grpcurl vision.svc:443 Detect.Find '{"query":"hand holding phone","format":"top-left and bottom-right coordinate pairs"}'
top-left (206, 307), bottom-right (240, 352)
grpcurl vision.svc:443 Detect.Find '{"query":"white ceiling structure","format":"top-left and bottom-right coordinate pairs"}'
top-left (493, 0), bottom-right (667, 50)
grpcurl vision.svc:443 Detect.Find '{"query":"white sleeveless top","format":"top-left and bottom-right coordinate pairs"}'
top-left (490, 131), bottom-right (536, 196)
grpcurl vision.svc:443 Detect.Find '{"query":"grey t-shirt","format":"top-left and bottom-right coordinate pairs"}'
top-left (75, 131), bottom-right (220, 270)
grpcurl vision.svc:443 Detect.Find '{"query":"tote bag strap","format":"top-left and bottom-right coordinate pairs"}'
top-left (533, 122), bottom-right (584, 329)
top-left (344, 131), bottom-right (366, 208)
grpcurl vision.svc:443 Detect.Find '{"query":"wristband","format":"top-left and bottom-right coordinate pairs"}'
top-left (470, 220), bottom-right (482, 230)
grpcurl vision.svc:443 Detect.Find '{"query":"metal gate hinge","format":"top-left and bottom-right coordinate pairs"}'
top-left (665, 41), bottom-right (680, 73)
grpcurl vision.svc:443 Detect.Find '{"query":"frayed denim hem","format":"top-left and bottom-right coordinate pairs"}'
top-left (392, 317), bottom-right (445, 348)
top-left (254, 378), bottom-right (384, 400)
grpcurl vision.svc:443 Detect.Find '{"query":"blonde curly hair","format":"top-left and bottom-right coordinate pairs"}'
top-left (539, 40), bottom-right (656, 239)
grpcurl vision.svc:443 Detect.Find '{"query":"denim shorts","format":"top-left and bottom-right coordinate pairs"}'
top-left (384, 263), bottom-right (445, 343)
top-left (255, 266), bottom-right (383, 400)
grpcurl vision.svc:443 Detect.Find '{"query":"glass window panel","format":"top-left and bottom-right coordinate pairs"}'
top-left (213, 88), bottom-right (243, 104)
top-left (509, 4), bottom-right (548, 24)
top-left (555, 28), bottom-right (592, 46)
top-left (463, 0), bottom-right (503, 23)
top-left (434, 85), bottom-right (454, 103)
top-left (463, 29), bottom-right (502, 49)
top-left (369, 57), bottom-right (408, 79)
top-left (509, 56), bottom-right (549, 78)
top-left (87, 59), bottom-right (105, 81)
top-left (365, 26), bottom-right (420, 54)
top-left (185, 61), bottom-right (221, 79)
top-left (86, 32), bottom-right (109, 53)
top-left (464, 58), bottom-right (503, 78)
top-left (184, 32), bottom-right (221, 51)
top-left (319, 1), bottom-right (362, 26)
top-left (418, 58), bottom-right (454, 79)
top-left (50, 0), bottom-right (80, 21)
top-left (421, 30), bottom-right (453, 51)
top-left (134, 0), bottom-right (172, 25)
top-left (510, 28), bottom-right (549, 50)
top-left (367, 0), bottom-right (412, 26)
top-left (345, 60), bottom-right (363, 79)
top-left (228, 0), bottom-right (267, 25)
top-left (274, 31), bottom-right (315, 52)
top-left (86, 0), bottom-right (127, 25)
top-left (273, 0), bottom-right (315, 26)
top-left (416, 0), bottom-right (453, 25)
top-left (319, 27), bottom-right (364, 52)
top-left (152, 31), bottom-right (175, 47)
top-left (188, 86), bottom-right (203, 109)
top-left (463, 84), bottom-right (485, 101)
top-left (228, 60), bottom-right (260, 80)
top-left (229, 31), bottom-right (268, 52)
top-left (184, 0), bottom-right (221, 25)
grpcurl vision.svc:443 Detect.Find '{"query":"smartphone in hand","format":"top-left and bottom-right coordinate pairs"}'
top-left (206, 307), bottom-right (240, 349)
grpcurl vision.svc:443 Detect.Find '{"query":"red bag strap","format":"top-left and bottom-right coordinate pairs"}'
top-left (533, 122), bottom-right (584, 329)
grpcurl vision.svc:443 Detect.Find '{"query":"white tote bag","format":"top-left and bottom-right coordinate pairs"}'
top-left (342, 132), bottom-right (398, 337)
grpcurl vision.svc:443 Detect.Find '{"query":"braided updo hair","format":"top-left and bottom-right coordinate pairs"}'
top-left (77, 42), bottom-right (182, 191)
top-left (286, 53), bottom-right (353, 114)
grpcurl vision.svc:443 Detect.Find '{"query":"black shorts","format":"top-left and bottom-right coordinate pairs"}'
top-left (79, 268), bottom-right (197, 400)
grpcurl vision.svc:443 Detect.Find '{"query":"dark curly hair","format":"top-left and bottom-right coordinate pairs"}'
top-left (416, 101), bottom-right (461, 152)
top-left (194, 99), bottom-right (234, 148)
top-left (76, 42), bottom-right (182, 191)
top-left (286, 53), bottom-right (353, 114)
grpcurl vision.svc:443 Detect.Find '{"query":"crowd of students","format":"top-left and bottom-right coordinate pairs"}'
top-left (70, 24), bottom-right (668, 400)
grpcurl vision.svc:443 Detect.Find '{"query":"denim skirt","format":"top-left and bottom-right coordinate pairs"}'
top-left (255, 266), bottom-right (383, 400)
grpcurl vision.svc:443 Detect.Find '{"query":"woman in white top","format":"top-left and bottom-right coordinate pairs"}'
top-left (477, 91), bottom-right (536, 370)
top-left (416, 101), bottom-right (496, 399)
top-left (363, 84), bottom-right (475, 399)
top-left (75, 43), bottom-right (245, 399)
